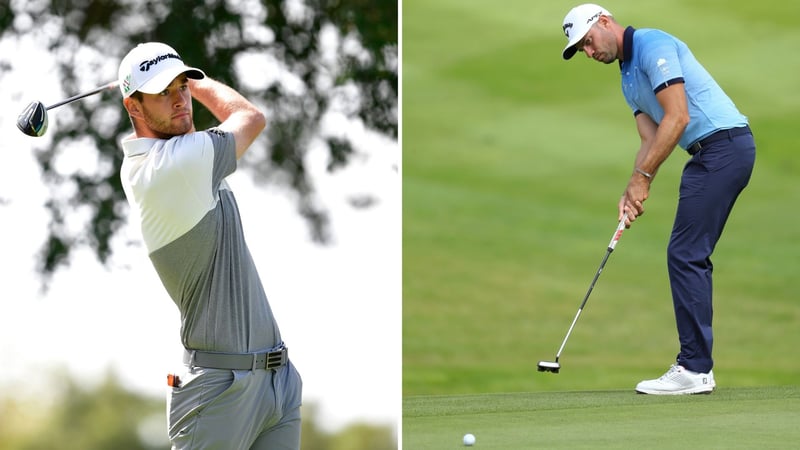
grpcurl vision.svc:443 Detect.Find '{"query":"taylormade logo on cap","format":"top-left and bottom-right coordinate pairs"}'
top-left (118, 42), bottom-right (205, 98)
top-left (139, 52), bottom-right (183, 72)
top-left (561, 3), bottom-right (612, 60)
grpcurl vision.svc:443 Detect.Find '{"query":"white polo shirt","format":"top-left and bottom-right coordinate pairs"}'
top-left (120, 129), bottom-right (281, 354)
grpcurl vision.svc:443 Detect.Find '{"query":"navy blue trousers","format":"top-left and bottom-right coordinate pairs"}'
top-left (668, 129), bottom-right (755, 374)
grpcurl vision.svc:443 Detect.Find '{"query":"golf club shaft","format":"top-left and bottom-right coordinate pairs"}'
top-left (554, 215), bottom-right (627, 360)
top-left (46, 81), bottom-right (118, 110)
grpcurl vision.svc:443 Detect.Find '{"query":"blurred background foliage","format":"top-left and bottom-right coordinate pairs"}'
top-left (0, 370), bottom-right (395, 450)
top-left (0, 0), bottom-right (397, 287)
top-left (0, 0), bottom-right (398, 446)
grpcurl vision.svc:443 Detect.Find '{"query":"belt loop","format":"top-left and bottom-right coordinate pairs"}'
top-left (251, 353), bottom-right (258, 371)
top-left (189, 350), bottom-right (197, 370)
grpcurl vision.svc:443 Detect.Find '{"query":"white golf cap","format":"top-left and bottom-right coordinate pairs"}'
top-left (118, 42), bottom-right (205, 98)
top-left (561, 4), bottom-right (612, 60)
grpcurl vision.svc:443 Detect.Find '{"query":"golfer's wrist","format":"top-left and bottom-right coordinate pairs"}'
top-left (634, 167), bottom-right (653, 180)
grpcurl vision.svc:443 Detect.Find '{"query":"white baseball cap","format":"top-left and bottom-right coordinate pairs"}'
top-left (561, 4), bottom-right (612, 60)
top-left (118, 42), bottom-right (205, 98)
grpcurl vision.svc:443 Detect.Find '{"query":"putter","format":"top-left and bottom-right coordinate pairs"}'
top-left (538, 215), bottom-right (628, 374)
top-left (16, 81), bottom-right (118, 137)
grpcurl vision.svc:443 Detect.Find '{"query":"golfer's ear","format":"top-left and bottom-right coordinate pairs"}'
top-left (123, 97), bottom-right (142, 118)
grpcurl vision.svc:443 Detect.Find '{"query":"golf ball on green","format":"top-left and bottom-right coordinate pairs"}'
top-left (463, 433), bottom-right (476, 446)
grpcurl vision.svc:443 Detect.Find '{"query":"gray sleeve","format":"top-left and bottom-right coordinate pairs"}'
top-left (206, 128), bottom-right (237, 189)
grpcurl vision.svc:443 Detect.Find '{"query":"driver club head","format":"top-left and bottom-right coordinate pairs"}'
top-left (16, 101), bottom-right (48, 137)
top-left (537, 360), bottom-right (561, 374)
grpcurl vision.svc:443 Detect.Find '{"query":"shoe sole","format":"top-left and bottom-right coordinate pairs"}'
top-left (635, 386), bottom-right (715, 395)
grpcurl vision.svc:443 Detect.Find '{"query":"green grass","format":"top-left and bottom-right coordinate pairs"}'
top-left (403, 386), bottom-right (800, 449)
top-left (403, 0), bottom-right (800, 398)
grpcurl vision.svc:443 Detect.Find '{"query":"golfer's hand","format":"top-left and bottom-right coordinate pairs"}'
top-left (620, 175), bottom-right (651, 228)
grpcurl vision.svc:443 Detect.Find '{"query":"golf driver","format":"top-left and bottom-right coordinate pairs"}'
top-left (16, 81), bottom-right (118, 137)
top-left (538, 214), bottom-right (628, 374)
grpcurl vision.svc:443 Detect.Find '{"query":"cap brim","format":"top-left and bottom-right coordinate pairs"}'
top-left (562, 32), bottom-right (586, 60)
top-left (137, 66), bottom-right (205, 94)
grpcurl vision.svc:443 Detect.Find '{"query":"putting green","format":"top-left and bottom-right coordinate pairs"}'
top-left (403, 0), bottom-right (800, 397)
top-left (403, 386), bottom-right (800, 449)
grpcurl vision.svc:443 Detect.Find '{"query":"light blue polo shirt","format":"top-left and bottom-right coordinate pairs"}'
top-left (619, 27), bottom-right (747, 150)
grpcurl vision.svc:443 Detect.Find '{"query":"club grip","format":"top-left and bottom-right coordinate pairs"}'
top-left (607, 215), bottom-right (627, 251)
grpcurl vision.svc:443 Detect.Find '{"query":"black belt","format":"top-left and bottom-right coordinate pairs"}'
top-left (688, 125), bottom-right (751, 155)
top-left (184, 343), bottom-right (288, 370)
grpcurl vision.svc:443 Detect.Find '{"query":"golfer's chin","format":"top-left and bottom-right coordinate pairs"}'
top-left (594, 54), bottom-right (615, 64)
top-left (152, 121), bottom-right (194, 139)
top-left (170, 117), bottom-right (194, 135)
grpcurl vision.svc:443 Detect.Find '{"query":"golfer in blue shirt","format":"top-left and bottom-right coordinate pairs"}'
top-left (561, 4), bottom-right (756, 394)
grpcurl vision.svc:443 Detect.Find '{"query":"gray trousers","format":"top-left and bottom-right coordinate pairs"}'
top-left (168, 361), bottom-right (302, 450)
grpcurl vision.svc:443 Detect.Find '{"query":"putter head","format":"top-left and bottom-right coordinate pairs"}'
top-left (537, 361), bottom-right (560, 373)
top-left (17, 101), bottom-right (48, 137)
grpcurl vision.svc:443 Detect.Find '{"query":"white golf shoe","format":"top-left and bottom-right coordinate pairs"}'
top-left (635, 364), bottom-right (716, 395)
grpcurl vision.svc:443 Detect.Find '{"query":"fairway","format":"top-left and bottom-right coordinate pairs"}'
top-left (403, 386), bottom-right (800, 449)
top-left (403, 0), bottom-right (800, 399)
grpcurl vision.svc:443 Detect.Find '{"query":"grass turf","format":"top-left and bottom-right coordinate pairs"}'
top-left (403, 386), bottom-right (800, 449)
top-left (403, 0), bottom-right (800, 398)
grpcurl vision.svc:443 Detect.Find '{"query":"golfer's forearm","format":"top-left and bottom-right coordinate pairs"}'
top-left (640, 117), bottom-right (684, 173)
top-left (189, 77), bottom-right (266, 158)
top-left (190, 77), bottom-right (263, 125)
top-left (633, 112), bottom-right (683, 178)
top-left (633, 113), bottom-right (658, 175)
top-left (639, 84), bottom-right (689, 176)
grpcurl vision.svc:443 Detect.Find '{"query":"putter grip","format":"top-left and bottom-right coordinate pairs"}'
top-left (607, 215), bottom-right (627, 251)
